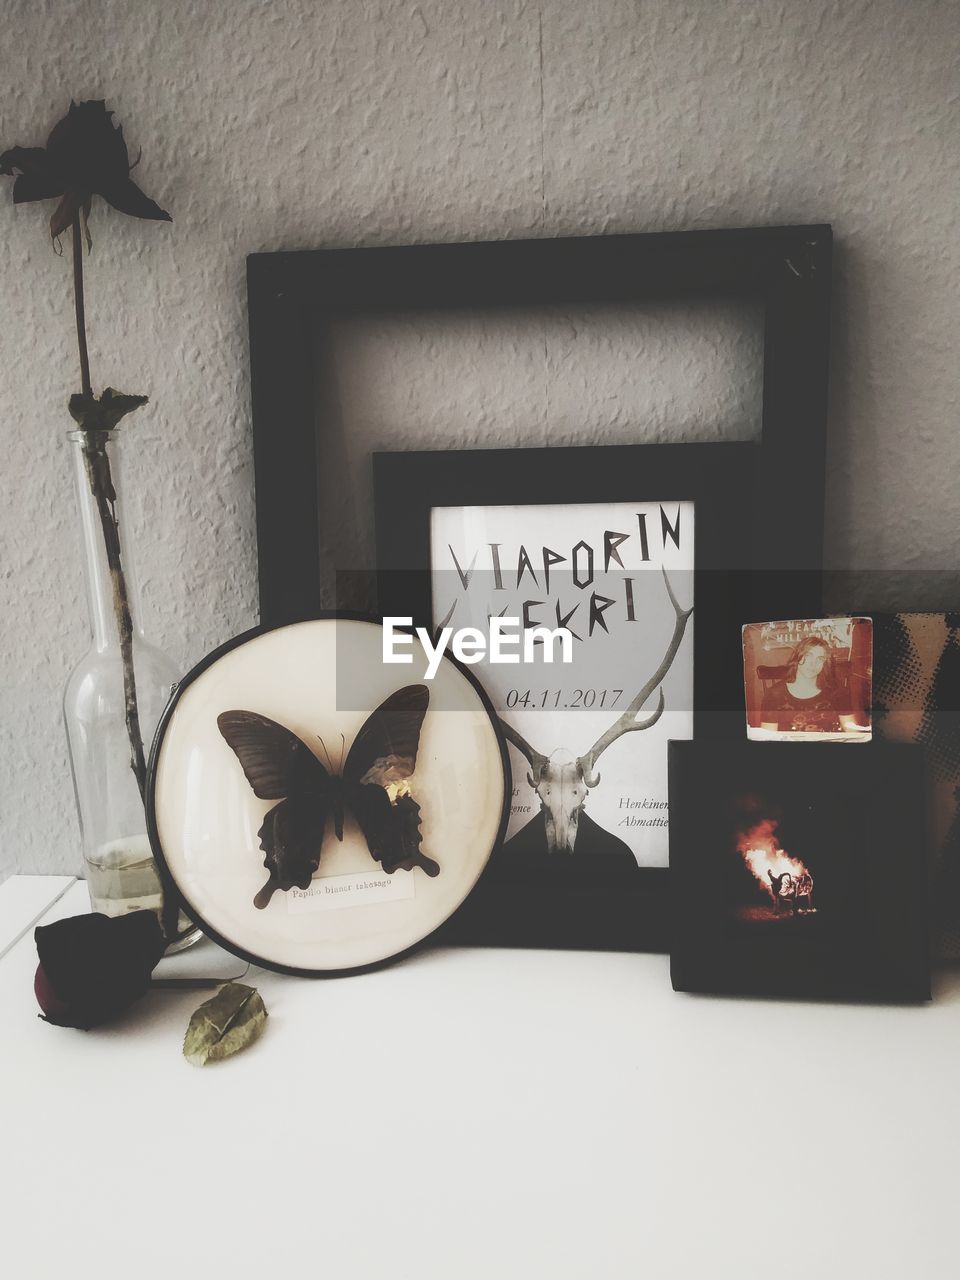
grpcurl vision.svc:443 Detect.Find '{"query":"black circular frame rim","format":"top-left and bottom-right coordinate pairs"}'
top-left (145, 611), bottom-right (511, 978)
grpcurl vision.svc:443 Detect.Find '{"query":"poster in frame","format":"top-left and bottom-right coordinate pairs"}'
top-left (246, 226), bottom-right (833, 950)
top-left (375, 441), bottom-right (758, 950)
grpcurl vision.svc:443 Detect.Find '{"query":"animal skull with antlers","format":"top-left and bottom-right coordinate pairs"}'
top-left (501, 568), bottom-right (693, 854)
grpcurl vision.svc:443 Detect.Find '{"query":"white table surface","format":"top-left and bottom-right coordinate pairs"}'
top-left (1, 874), bottom-right (959, 1280)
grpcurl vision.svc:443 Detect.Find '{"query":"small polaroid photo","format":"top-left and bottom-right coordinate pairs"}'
top-left (668, 740), bottom-right (930, 1003)
top-left (742, 617), bottom-right (872, 742)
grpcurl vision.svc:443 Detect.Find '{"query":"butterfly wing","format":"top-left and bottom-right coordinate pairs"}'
top-left (217, 710), bottom-right (328, 798)
top-left (347, 782), bottom-right (439, 877)
top-left (342, 685), bottom-right (437, 875)
top-left (343, 685), bottom-right (429, 787)
top-left (252, 793), bottom-right (330, 909)
top-left (217, 710), bottom-right (331, 908)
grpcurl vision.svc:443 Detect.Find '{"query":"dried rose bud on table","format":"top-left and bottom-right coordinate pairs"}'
top-left (34, 910), bottom-right (165, 1030)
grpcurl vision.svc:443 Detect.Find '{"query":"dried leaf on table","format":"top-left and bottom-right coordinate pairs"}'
top-left (183, 981), bottom-right (267, 1066)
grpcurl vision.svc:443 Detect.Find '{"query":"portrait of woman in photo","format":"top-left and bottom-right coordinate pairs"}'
top-left (743, 618), bottom-right (873, 742)
top-left (759, 635), bottom-right (858, 734)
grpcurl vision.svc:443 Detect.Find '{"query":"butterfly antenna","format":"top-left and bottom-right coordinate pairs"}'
top-left (338, 733), bottom-right (346, 773)
top-left (316, 735), bottom-right (334, 771)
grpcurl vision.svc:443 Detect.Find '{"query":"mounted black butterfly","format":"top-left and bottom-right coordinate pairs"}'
top-left (217, 685), bottom-right (439, 909)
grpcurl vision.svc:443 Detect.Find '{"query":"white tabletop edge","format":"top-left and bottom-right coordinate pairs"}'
top-left (0, 874), bottom-right (78, 959)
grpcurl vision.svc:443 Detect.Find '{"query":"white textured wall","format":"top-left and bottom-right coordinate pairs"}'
top-left (0, 0), bottom-right (957, 878)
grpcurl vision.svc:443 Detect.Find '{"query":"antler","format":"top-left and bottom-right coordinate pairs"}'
top-left (578, 567), bottom-right (693, 787)
top-left (500, 719), bottom-right (549, 787)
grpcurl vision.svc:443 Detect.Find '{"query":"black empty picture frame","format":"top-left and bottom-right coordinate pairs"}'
top-left (248, 226), bottom-right (832, 625)
top-left (246, 226), bottom-right (832, 951)
top-left (669, 740), bottom-right (930, 1003)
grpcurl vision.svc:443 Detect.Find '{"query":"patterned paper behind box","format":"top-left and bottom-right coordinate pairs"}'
top-left (873, 613), bottom-right (960, 960)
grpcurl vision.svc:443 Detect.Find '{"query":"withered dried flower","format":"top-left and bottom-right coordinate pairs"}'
top-left (34, 911), bottom-right (165, 1030)
top-left (1, 101), bottom-right (182, 940)
top-left (0, 99), bottom-right (170, 241)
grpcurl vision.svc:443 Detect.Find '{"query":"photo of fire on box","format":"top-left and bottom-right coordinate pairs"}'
top-left (669, 741), bottom-right (929, 1002)
top-left (732, 798), bottom-right (819, 928)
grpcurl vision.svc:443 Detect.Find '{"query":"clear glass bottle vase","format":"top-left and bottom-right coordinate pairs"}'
top-left (63, 427), bottom-right (198, 950)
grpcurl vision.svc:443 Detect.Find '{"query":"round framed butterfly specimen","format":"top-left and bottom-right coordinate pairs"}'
top-left (147, 616), bottom-right (508, 974)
